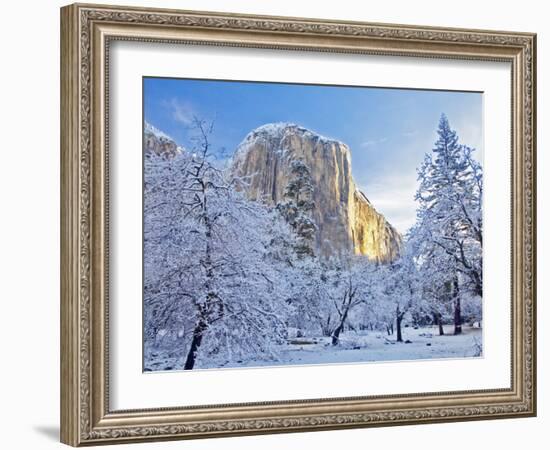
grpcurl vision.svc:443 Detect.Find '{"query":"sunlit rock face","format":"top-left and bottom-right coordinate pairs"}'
top-left (144, 122), bottom-right (183, 158)
top-left (231, 123), bottom-right (402, 262)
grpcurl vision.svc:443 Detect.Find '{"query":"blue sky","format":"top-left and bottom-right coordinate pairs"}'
top-left (144, 77), bottom-right (483, 234)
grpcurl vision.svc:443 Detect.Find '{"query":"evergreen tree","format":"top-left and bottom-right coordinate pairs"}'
top-left (412, 114), bottom-right (483, 335)
top-left (277, 158), bottom-right (317, 258)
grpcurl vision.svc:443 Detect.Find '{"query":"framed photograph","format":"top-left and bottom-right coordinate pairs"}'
top-left (60, 3), bottom-right (537, 446)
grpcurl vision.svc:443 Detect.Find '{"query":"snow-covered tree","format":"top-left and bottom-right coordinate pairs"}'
top-left (295, 257), bottom-right (375, 345)
top-left (412, 114), bottom-right (483, 334)
top-left (283, 255), bottom-right (378, 345)
top-left (328, 259), bottom-right (379, 345)
top-left (371, 252), bottom-right (421, 342)
top-left (284, 258), bottom-right (330, 337)
top-left (144, 119), bottom-right (295, 369)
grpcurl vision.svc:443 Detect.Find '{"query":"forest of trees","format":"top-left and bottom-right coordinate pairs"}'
top-left (144, 114), bottom-right (483, 370)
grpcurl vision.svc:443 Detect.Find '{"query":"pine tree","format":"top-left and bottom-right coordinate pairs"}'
top-left (412, 114), bottom-right (483, 335)
top-left (277, 158), bottom-right (317, 258)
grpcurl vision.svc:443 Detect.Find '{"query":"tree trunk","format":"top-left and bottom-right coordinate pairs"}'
top-left (320, 316), bottom-right (332, 337)
top-left (184, 320), bottom-right (206, 370)
top-left (331, 289), bottom-right (354, 345)
top-left (453, 298), bottom-right (462, 335)
top-left (453, 279), bottom-right (462, 335)
top-left (433, 312), bottom-right (444, 336)
top-left (396, 315), bottom-right (403, 342)
top-left (331, 324), bottom-right (343, 345)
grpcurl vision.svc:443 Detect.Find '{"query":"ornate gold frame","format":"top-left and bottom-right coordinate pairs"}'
top-left (60, 3), bottom-right (537, 446)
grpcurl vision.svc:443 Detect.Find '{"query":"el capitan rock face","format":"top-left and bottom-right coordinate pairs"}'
top-left (231, 123), bottom-right (402, 262)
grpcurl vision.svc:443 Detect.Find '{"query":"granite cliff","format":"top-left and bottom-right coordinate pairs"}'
top-left (144, 122), bottom-right (183, 158)
top-left (230, 123), bottom-right (402, 262)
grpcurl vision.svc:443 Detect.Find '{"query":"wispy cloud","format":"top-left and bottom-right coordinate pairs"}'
top-left (402, 130), bottom-right (418, 137)
top-left (361, 137), bottom-right (388, 148)
top-left (162, 98), bottom-right (198, 126)
top-left (358, 172), bottom-right (419, 235)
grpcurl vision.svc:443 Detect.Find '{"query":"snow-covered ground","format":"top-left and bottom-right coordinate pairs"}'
top-left (145, 325), bottom-right (482, 372)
